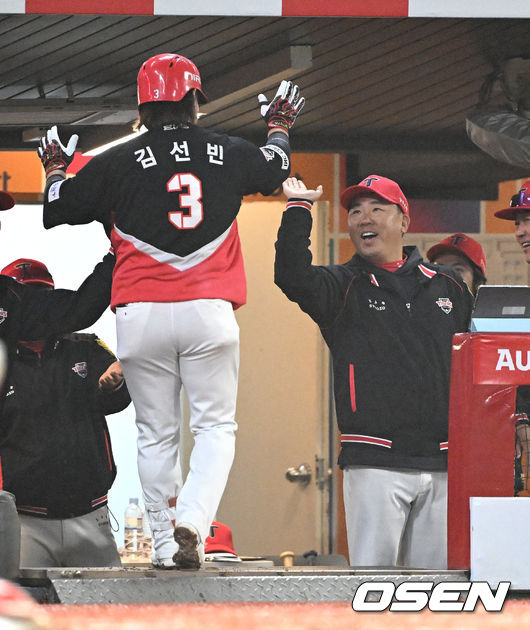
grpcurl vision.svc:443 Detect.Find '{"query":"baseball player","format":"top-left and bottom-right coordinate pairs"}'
top-left (493, 182), bottom-right (530, 498)
top-left (0, 258), bottom-right (131, 568)
top-left (0, 188), bottom-right (115, 578)
top-left (426, 234), bottom-right (487, 296)
top-left (275, 176), bottom-right (473, 568)
top-left (37, 53), bottom-right (304, 569)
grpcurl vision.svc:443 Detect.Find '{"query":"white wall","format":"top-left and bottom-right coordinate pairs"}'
top-left (1, 203), bottom-right (141, 547)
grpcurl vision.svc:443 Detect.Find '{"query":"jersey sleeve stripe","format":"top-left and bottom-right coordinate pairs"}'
top-left (286, 200), bottom-right (313, 212)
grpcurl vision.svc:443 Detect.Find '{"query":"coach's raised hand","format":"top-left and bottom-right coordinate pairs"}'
top-left (258, 80), bottom-right (305, 133)
top-left (38, 125), bottom-right (78, 178)
top-left (282, 177), bottom-right (323, 202)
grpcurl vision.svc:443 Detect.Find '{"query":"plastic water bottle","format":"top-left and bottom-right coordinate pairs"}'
top-left (124, 498), bottom-right (143, 554)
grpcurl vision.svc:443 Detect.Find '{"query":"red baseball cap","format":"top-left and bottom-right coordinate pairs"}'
top-left (340, 174), bottom-right (409, 216)
top-left (205, 521), bottom-right (238, 557)
top-left (0, 190), bottom-right (15, 211)
top-left (494, 181), bottom-right (530, 221)
top-left (426, 233), bottom-right (487, 279)
top-left (1, 258), bottom-right (55, 288)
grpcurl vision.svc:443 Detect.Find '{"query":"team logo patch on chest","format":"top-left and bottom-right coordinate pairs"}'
top-left (72, 362), bottom-right (88, 378)
top-left (0, 308), bottom-right (7, 324)
top-left (368, 298), bottom-right (386, 311)
top-left (436, 297), bottom-right (453, 314)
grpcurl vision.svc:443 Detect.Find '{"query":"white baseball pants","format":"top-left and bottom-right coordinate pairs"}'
top-left (19, 507), bottom-right (121, 568)
top-left (116, 300), bottom-right (239, 547)
top-left (343, 465), bottom-right (447, 569)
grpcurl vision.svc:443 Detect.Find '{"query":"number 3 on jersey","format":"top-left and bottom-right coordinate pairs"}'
top-left (167, 173), bottom-right (203, 229)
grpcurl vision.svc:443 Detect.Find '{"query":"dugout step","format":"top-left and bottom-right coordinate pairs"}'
top-left (18, 566), bottom-right (470, 604)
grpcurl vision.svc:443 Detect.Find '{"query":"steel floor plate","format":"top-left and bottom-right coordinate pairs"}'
top-left (19, 566), bottom-right (470, 604)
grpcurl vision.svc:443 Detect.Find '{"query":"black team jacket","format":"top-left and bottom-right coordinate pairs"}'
top-left (0, 333), bottom-right (130, 518)
top-left (274, 201), bottom-right (473, 471)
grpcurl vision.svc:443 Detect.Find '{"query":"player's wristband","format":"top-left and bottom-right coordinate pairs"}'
top-left (266, 130), bottom-right (291, 153)
top-left (286, 198), bottom-right (314, 212)
top-left (44, 161), bottom-right (68, 178)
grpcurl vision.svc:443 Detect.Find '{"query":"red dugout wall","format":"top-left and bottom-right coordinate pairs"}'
top-left (447, 333), bottom-right (530, 569)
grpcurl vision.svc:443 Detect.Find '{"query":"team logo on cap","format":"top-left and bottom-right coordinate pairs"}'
top-left (451, 235), bottom-right (467, 246)
top-left (72, 362), bottom-right (88, 378)
top-left (0, 308), bottom-right (7, 324)
top-left (209, 524), bottom-right (219, 538)
top-left (362, 177), bottom-right (379, 187)
top-left (436, 298), bottom-right (453, 314)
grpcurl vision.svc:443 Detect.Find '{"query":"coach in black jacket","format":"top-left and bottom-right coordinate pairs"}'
top-left (0, 188), bottom-right (114, 577)
top-left (275, 176), bottom-right (472, 569)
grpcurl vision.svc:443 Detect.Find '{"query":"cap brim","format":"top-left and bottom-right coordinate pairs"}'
top-left (205, 544), bottom-right (238, 556)
top-left (0, 191), bottom-right (15, 211)
top-left (426, 243), bottom-right (463, 262)
top-left (494, 207), bottom-right (525, 220)
top-left (340, 184), bottom-right (382, 210)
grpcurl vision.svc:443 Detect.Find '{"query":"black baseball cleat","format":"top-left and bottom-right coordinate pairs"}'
top-left (173, 524), bottom-right (204, 569)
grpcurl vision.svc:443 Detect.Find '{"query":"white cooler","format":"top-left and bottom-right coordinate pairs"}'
top-left (470, 497), bottom-right (530, 589)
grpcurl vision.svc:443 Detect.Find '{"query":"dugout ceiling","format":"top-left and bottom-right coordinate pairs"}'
top-left (0, 13), bottom-right (529, 199)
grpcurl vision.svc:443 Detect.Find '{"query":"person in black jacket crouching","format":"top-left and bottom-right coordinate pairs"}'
top-left (0, 258), bottom-right (130, 568)
top-left (275, 176), bottom-right (473, 569)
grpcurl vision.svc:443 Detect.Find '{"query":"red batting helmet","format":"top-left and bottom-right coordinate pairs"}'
top-left (137, 53), bottom-right (207, 106)
top-left (494, 180), bottom-right (530, 221)
top-left (426, 233), bottom-right (487, 280)
top-left (1, 258), bottom-right (55, 288)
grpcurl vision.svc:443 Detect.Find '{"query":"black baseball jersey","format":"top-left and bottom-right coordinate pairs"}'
top-left (44, 125), bottom-right (290, 308)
